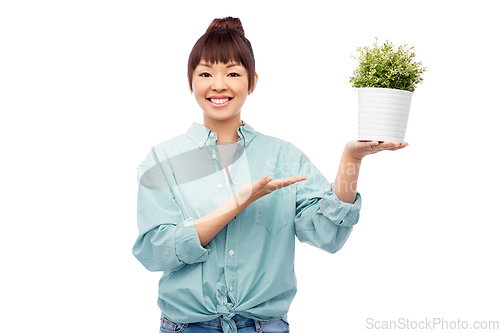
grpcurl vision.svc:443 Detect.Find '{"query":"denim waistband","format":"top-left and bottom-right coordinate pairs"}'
top-left (162, 313), bottom-right (288, 330)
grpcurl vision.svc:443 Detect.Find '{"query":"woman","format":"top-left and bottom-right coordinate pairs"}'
top-left (133, 17), bottom-right (407, 333)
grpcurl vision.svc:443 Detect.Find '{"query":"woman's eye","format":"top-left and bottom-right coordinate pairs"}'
top-left (228, 73), bottom-right (240, 77)
top-left (200, 73), bottom-right (211, 77)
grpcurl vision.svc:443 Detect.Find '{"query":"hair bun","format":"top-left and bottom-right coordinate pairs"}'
top-left (206, 17), bottom-right (245, 36)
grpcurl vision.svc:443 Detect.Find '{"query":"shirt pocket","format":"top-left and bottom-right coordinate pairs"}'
top-left (256, 185), bottom-right (292, 235)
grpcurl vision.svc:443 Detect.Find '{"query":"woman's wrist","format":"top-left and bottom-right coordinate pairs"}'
top-left (332, 149), bottom-right (362, 204)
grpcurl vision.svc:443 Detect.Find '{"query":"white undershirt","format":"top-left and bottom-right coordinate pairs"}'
top-left (217, 142), bottom-right (239, 199)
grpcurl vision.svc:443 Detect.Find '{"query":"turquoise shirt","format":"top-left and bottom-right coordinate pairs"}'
top-left (133, 120), bottom-right (362, 333)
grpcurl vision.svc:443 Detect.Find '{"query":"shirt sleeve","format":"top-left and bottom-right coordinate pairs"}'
top-left (294, 152), bottom-right (362, 254)
top-left (132, 148), bottom-right (210, 272)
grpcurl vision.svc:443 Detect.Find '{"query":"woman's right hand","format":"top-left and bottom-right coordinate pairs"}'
top-left (235, 175), bottom-right (307, 208)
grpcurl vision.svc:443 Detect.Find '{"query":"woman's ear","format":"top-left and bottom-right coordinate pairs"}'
top-left (248, 73), bottom-right (258, 95)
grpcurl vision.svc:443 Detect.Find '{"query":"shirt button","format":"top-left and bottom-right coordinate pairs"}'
top-left (218, 184), bottom-right (223, 189)
top-left (212, 154), bottom-right (216, 159)
top-left (210, 133), bottom-right (214, 137)
top-left (229, 250), bottom-right (234, 256)
top-left (199, 141), bottom-right (203, 146)
top-left (229, 285), bottom-right (233, 291)
top-left (233, 183), bottom-right (236, 187)
top-left (245, 139), bottom-right (248, 143)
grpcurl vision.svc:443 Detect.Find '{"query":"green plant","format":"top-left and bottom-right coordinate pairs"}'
top-left (349, 38), bottom-right (427, 92)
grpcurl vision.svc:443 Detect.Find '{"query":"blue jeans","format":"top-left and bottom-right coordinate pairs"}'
top-left (160, 314), bottom-right (290, 333)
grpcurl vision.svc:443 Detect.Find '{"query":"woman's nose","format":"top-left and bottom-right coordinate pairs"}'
top-left (211, 76), bottom-right (227, 91)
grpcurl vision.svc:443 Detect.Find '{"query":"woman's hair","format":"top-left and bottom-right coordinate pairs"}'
top-left (187, 17), bottom-right (256, 93)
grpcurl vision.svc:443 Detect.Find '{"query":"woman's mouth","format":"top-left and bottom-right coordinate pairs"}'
top-left (207, 97), bottom-right (233, 108)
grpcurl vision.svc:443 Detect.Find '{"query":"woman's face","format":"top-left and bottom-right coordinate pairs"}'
top-left (192, 60), bottom-right (254, 123)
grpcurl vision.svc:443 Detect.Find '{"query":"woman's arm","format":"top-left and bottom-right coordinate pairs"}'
top-left (133, 149), bottom-right (306, 269)
top-left (194, 194), bottom-right (248, 248)
top-left (332, 140), bottom-right (409, 204)
top-left (195, 174), bottom-right (306, 247)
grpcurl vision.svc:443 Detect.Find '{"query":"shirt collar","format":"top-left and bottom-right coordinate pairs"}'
top-left (186, 120), bottom-right (257, 149)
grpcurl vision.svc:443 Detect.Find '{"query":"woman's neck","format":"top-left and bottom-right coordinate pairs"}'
top-left (203, 116), bottom-right (243, 143)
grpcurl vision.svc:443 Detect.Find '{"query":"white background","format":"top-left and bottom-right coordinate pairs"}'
top-left (1, 0), bottom-right (499, 332)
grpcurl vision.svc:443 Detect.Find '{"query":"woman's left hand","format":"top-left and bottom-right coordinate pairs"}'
top-left (344, 140), bottom-right (409, 160)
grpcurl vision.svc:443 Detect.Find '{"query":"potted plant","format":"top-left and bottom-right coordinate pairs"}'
top-left (350, 38), bottom-right (427, 142)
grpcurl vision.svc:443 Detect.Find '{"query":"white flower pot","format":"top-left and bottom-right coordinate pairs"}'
top-left (357, 87), bottom-right (413, 142)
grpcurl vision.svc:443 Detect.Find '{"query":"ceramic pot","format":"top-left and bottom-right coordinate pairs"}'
top-left (357, 87), bottom-right (413, 142)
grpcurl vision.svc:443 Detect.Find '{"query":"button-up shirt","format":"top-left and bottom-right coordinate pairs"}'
top-left (133, 120), bottom-right (362, 333)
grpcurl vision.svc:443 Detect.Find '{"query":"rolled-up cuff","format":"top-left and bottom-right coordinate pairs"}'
top-left (319, 185), bottom-right (362, 227)
top-left (174, 217), bottom-right (210, 264)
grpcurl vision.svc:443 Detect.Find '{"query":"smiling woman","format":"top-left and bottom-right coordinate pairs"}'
top-left (133, 15), bottom-right (405, 333)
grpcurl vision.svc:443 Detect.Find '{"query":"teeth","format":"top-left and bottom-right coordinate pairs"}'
top-left (210, 98), bottom-right (230, 104)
